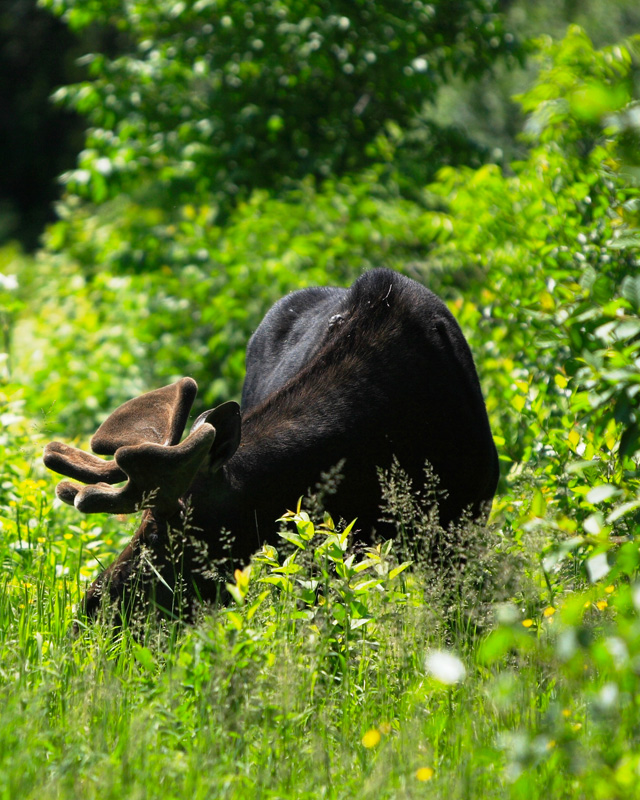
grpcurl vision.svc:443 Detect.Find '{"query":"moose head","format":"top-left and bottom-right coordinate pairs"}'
top-left (44, 378), bottom-right (240, 517)
top-left (44, 378), bottom-right (243, 621)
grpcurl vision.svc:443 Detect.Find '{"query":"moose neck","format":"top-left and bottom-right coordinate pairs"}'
top-left (187, 314), bottom-right (412, 560)
top-left (186, 278), bottom-right (497, 555)
top-left (187, 407), bottom-right (355, 564)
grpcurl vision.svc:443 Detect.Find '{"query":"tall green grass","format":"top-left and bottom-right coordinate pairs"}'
top-left (2, 389), bottom-right (639, 799)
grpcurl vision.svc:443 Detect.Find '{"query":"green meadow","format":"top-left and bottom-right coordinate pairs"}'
top-left (2, 3), bottom-right (640, 797)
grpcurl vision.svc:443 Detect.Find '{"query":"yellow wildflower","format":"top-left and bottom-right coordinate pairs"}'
top-left (362, 729), bottom-right (381, 749)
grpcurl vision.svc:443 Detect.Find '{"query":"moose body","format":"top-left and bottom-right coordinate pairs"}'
top-left (44, 269), bottom-right (499, 621)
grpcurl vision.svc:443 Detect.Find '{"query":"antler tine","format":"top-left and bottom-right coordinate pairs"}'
top-left (71, 423), bottom-right (217, 516)
top-left (43, 379), bottom-right (235, 519)
top-left (43, 442), bottom-right (126, 485)
top-left (55, 480), bottom-right (83, 506)
top-left (52, 478), bottom-right (140, 516)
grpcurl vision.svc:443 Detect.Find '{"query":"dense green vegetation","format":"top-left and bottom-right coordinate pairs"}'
top-left (2, 1), bottom-right (640, 797)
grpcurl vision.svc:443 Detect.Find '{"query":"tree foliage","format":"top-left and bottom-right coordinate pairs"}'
top-left (43, 0), bottom-right (522, 207)
top-left (416, 28), bottom-right (640, 587)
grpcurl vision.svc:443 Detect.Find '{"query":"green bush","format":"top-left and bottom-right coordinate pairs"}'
top-left (412, 27), bottom-right (640, 599)
top-left (21, 172), bottom-right (442, 434)
top-left (43, 0), bottom-right (522, 207)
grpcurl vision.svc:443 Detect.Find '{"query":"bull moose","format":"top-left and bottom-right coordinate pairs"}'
top-left (44, 268), bottom-right (499, 622)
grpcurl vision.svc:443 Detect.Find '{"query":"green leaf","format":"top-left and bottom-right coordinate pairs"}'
top-left (339, 519), bottom-right (357, 547)
top-left (608, 232), bottom-right (640, 250)
top-left (586, 551), bottom-right (611, 582)
top-left (277, 531), bottom-right (306, 549)
top-left (349, 617), bottom-right (372, 631)
top-left (614, 320), bottom-right (640, 340)
top-left (352, 578), bottom-right (383, 594)
top-left (388, 561), bottom-right (412, 580)
top-left (133, 645), bottom-right (156, 674)
top-left (352, 558), bottom-right (377, 574)
top-left (225, 610), bottom-right (243, 630)
top-left (586, 484), bottom-right (621, 504)
top-left (607, 499), bottom-right (640, 524)
top-left (477, 627), bottom-right (518, 665)
top-left (530, 489), bottom-right (547, 518)
top-left (225, 583), bottom-right (245, 606)
top-left (331, 604), bottom-right (348, 626)
top-left (259, 575), bottom-right (294, 591)
top-left (270, 562), bottom-right (302, 576)
top-left (570, 82), bottom-right (630, 121)
top-left (621, 275), bottom-right (640, 310)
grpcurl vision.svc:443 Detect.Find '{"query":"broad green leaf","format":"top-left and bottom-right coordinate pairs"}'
top-left (349, 617), bottom-right (372, 631)
top-left (133, 645), bottom-right (156, 673)
top-left (388, 561), bottom-right (412, 580)
top-left (277, 531), bottom-right (306, 550)
top-left (586, 484), bottom-right (621, 504)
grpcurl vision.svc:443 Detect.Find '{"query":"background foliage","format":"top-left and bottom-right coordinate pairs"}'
top-left (2, 1), bottom-right (640, 797)
top-left (42, 0), bottom-right (522, 205)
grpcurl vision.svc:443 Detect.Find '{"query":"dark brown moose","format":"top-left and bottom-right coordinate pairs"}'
top-left (44, 268), bottom-right (499, 623)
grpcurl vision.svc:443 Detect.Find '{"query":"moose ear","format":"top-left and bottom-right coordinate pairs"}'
top-left (192, 401), bottom-right (241, 472)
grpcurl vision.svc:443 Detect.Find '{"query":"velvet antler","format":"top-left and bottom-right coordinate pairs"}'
top-left (90, 377), bottom-right (197, 454)
top-left (43, 378), bottom-right (241, 518)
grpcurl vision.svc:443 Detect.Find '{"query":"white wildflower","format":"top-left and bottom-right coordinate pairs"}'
top-left (0, 273), bottom-right (18, 291)
top-left (425, 649), bottom-right (466, 685)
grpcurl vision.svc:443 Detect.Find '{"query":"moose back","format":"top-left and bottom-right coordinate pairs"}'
top-left (44, 268), bottom-right (499, 620)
